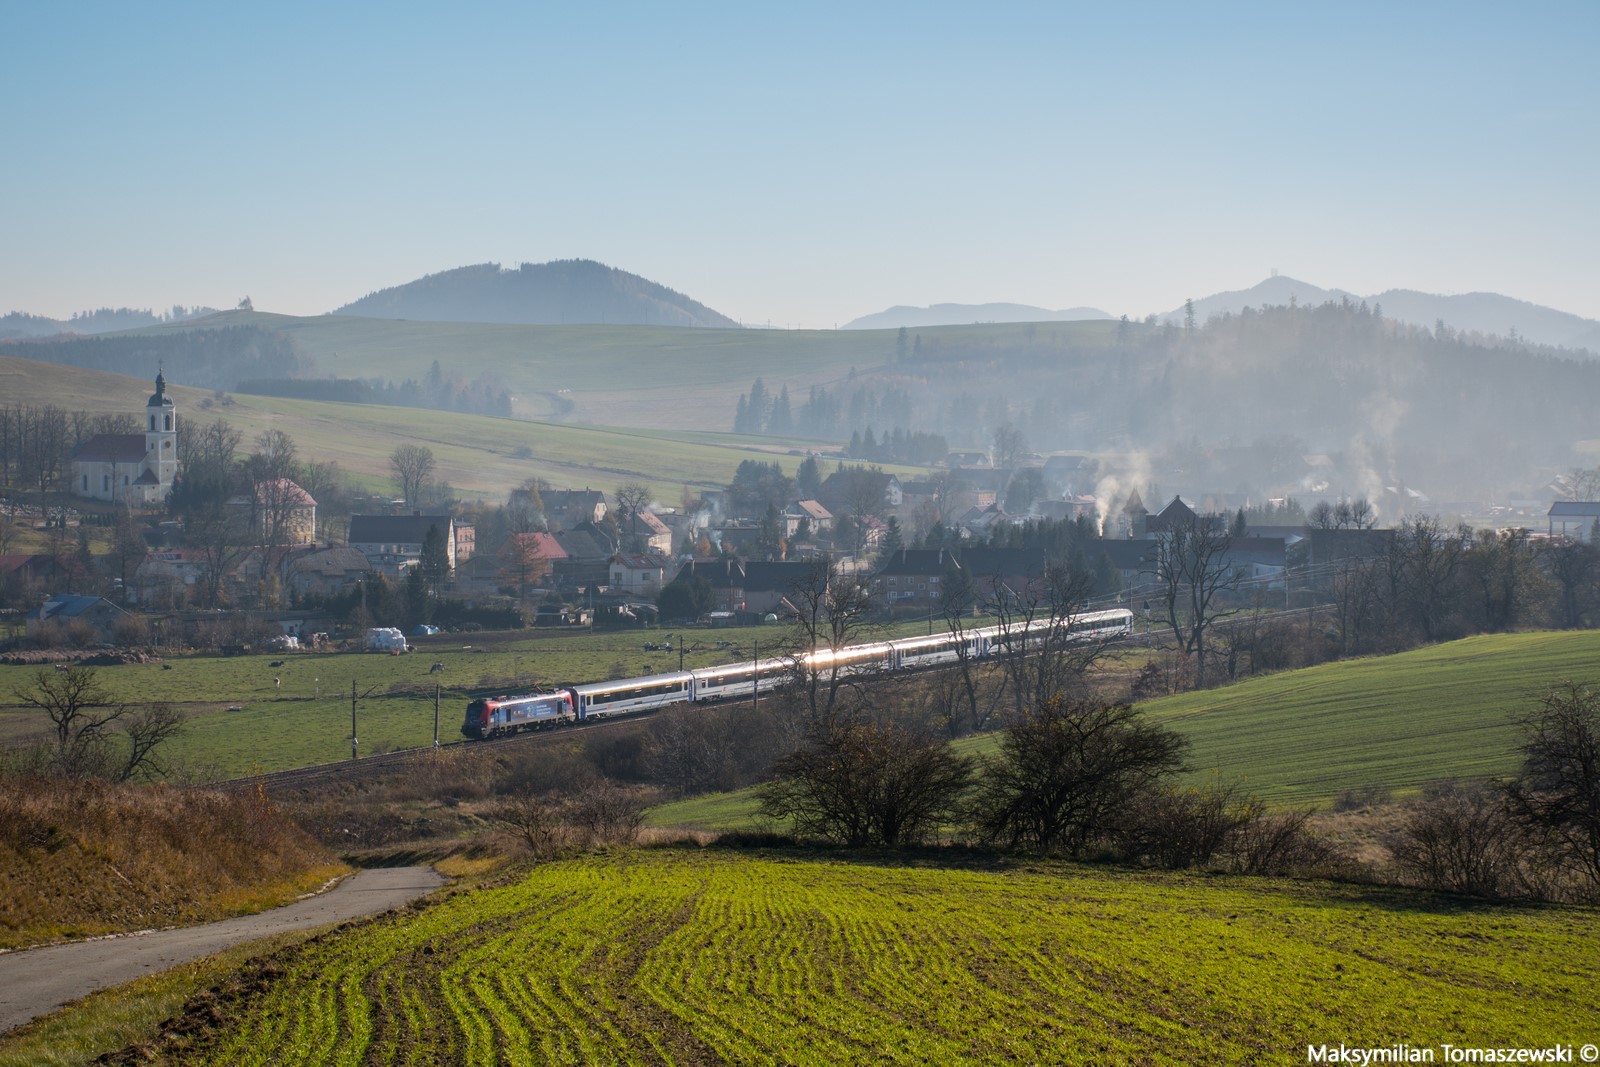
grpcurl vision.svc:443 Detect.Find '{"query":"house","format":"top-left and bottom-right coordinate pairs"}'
top-left (348, 513), bottom-right (456, 579)
top-left (0, 554), bottom-right (73, 602)
top-left (740, 560), bottom-right (818, 615)
top-left (130, 549), bottom-right (207, 607)
top-left (229, 478), bottom-right (318, 545)
top-left (629, 510), bottom-right (673, 555)
top-left (676, 558), bottom-right (747, 611)
top-left (783, 500), bottom-right (834, 540)
top-left (25, 594), bottom-right (132, 644)
top-left (497, 532), bottom-right (567, 592)
top-left (283, 545), bottom-right (371, 598)
top-left (1144, 496), bottom-right (1202, 534)
top-left (608, 552), bottom-right (674, 598)
top-left (954, 502), bottom-right (1010, 540)
top-left (551, 524), bottom-right (612, 589)
top-left (874, 548), bottom-right (960, 611)
top-left (1089, 539), bottom-right (1161, 592)
top-left (540, 489), bottom-right (609, 531)
top-left (70, 371), bottom-right (178, 505)
top-left (1548, 502), bottom-right (1600, 541)
top-left (1031, 496), bottom-right (1099, 523)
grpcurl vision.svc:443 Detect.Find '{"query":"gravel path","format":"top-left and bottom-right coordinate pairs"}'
top-left (0, 866), bottom-right (446, 1034)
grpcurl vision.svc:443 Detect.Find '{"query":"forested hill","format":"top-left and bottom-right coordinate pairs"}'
top-left (331, 260), bottom-right (741, 328)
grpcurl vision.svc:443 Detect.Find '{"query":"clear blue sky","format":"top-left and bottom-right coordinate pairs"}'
top-left (3, 1), bottom-right (1596, 326)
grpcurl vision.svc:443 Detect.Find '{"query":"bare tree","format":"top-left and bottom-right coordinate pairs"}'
top-left (614, 482), bottom-right (652, 552)
top-left (1397, 516), bottom-right (1468, 642)
top-left (784, 558), bottom-right (882, 730)
top-left (937, 558), bottom-right (996, 733)
top-left (1150, 513), bottom-right (1237, 688)
top-left (1508, 684), bottom-right (1600, 892)
top-left (13, 666), bottom-right (125, 773)
top-left (389, 444), bottom-right (436, 508)
top-left (490, 790), bottom-right (572, 858)
top-left (759, 717), bottom-right (973, 847)
top-left (986, 562), bottom-right (1108, 718)
top-left (991, 423), bottom-right (1027, 473)
top-left (971, 698), bottom-right (1188, 856)
top-left (1542, 539), bottom-right (1598, 630)
top-left (116, 704), bottom-right (185, 782)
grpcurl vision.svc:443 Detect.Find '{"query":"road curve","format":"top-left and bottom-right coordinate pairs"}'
top-left (0, 865), bottom-right (446, 1035)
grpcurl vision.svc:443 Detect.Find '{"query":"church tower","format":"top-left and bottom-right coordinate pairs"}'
top-left (145, 370), bottom-right (178, 487)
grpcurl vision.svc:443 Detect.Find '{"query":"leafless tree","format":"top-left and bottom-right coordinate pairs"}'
top-left (1396, 516), bottom-right (1468, 642)
top-left (389, 444), bottom-right (436, 508)
top-left (781, 557), bottom-right (883, 731)
top-left (759, 717), bottom-right (973, 847)
top-left (986, 562), bottom-right (1108, 717)
top-left (116, 704), bottom-right (185, 782)
top-left (569, 778), bottom-right (647, 847)
top-left (1508, 684), bottom-right (1600, 892)
top-left (1150, 513), bottom-right (1237, 688)
top-left (614, 481), bottom-right (652, 551)
top-left (991, 423), bottom-right (1027, 473)
top-left (1542, 539), bottom-right (1598, 630)
top-left (971, 698), bottom-right (1188, 856)
top-left (13, 666), bottom-right (125, 773)
top-left (937, 560), bottom-right (998, 733)
top-left (490, 790), bottom-right (571, 858)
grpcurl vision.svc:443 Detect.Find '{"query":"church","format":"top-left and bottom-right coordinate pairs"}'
top-left (71, 371), bottom-right (179, 505)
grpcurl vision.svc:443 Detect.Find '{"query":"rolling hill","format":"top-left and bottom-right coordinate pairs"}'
top-left (843, 302), bottom-right (1111, 329)
top-left (331, 259), bottom-right (740, 328)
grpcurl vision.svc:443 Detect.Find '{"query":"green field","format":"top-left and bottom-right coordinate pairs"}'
top-left (149, 848), bottom-right (1600, 1066)
top-left (0, 621), bottom-right (948, 778)
top-left (0, 354), bottom-right (936, 501)
top-left (650, 630), bottom-right (1600, 830)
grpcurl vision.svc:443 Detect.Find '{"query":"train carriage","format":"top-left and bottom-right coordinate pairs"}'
top-left (690, 657), bottom-right (792, 703)
top-left (571, 671), bottom-right (694, 720)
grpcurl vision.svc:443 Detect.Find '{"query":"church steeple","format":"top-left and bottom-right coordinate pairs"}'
top-left (144, 368), bottom-right (177, 488)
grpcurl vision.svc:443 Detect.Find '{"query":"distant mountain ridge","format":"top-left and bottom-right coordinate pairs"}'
top-left (0, 306), bottom-right (217, 342)
top-left (843, 302), bottom-right (1112, 330)
top-left (1157, 276), bottom-right (1600, 354)
top-left (331, 260), bottom-right (740, 329)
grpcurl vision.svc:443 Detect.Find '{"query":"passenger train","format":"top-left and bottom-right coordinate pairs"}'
top-left (461, 607), bottom-right (1134, 739)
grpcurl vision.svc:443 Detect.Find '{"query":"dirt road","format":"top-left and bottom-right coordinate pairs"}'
top-left (0, 866), bottom-right (446, 1034)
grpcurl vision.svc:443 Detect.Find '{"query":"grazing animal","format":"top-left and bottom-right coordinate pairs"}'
top-left (269, 660), bottom-right (285, 668)
top-left (429, 662), bottom-right (445, 673)
top-left (162, 664), bottom-right (173, 670)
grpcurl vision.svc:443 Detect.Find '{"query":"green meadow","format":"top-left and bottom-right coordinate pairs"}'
top-left (650, 630), bottom-right (1600, 830)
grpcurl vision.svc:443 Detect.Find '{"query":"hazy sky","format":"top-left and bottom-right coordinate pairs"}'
top-left (3, 2), bottom-right (1596, 327)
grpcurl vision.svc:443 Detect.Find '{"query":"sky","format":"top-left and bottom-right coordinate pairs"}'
top-left (3, 1), bottom-right (1597, 327)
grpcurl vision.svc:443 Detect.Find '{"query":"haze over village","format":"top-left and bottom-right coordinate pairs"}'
top-left (2, 4), bottom-right (1598, 1065)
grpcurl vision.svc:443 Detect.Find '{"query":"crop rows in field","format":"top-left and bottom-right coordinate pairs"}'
top-left (177, 850), bottom-right (1599, 1066)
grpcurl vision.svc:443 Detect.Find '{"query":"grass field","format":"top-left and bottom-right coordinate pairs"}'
top-left (650, 630), bottom-right (1600, 830)
top-left (130, 848), bottom-right (1600, 1066)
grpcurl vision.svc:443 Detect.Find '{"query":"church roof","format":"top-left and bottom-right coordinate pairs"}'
top-left (73, 434), bottom-right (148, 463)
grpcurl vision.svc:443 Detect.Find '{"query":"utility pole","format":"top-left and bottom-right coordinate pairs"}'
top-left (678, 634), bottom-right (685, 672)
top-left (350, 679), bottom-right (358, 760)
top-left (433, 684), bottom-right (441, 749)
top-left (752, 639), bottom-right (759, 711)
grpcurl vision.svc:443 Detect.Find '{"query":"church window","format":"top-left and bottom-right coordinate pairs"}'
top-left (103, 474), bottom-right (110, 491)
top-left (164, 415), bottom-right (172, 431)
top-left (123, 476), bottom-right (129, 486)
top-left (82, 474), bottom-right (89, 491)
top-left (150, 415), bottom-right (156, 431)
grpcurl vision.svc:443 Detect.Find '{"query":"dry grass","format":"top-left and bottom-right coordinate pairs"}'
top-left (0, 776), bottom-right (345, 950)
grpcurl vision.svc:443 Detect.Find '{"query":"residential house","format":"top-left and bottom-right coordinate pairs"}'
top-left (740, 560), bottom-right (818, 615)
top-left (26, 594), bottom-right (132, 643)
top-left (284, 545), bottom-right (371, 599)
top-left (348, 513), bottom-right (456, 580)
top-left (609, 552), bottom-right (675, 598)
top-left (874, 548), bottom-right (960, 612)
top-left (497, 531), bottom-right (567, 592)
top-left (783, 500), bottom-right (833, 540)
top-left (551, 523), bottom-right (613, 589)
top-left (541, 489), bottom-right (608, 531)
top-left (676, 558), bottom-right (746, 611)
top-left (229, 478), bottom-right (318, 545)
